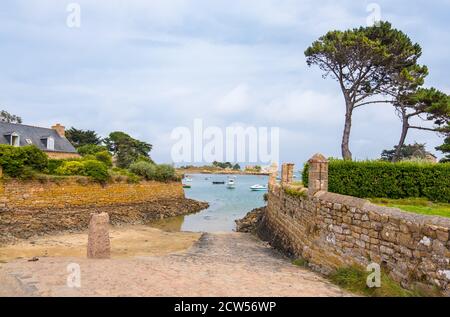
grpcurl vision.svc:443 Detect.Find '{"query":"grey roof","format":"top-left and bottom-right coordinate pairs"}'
top-left (0, 122), bottom-right (77, 153)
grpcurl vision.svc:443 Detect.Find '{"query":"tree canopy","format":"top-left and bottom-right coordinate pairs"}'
top-left (305, 22), bottom-right (423, 160)
top-left (0, 110), bottom-right (22, 124)
top-left (66, 127), bottom-right (102, 148)
top-left (381, 143), bottom-right (431, 162)
top-left (104, 131), bottom-right (153, 168)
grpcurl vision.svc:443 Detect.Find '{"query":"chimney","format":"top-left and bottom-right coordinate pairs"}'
top-left (51, 123), bottom-right (66, 137)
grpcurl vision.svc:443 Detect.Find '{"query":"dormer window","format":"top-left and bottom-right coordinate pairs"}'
top-left (4, 132), bottom-right (20, 147)
top-left (41, 137), bottom-right (55, 150)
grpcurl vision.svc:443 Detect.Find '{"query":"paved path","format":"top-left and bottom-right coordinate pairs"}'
top-left (0, 233), bottom-right (350, 297)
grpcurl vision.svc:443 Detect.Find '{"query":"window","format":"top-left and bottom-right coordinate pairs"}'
top-left (41, 137), bottom-right (54, 150)
top-left (47, 137), bottom-right (55, 150)
top-left (10, 133), bottom-right (20, 147)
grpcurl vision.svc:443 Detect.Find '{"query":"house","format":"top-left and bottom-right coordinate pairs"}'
top-left (0, 122), bottom-right (80, 159)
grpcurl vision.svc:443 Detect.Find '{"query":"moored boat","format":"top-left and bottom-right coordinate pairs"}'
top-left (227, 179), bottom-right (235, 189)
top-left (250, 184), bottom-right (268, 191)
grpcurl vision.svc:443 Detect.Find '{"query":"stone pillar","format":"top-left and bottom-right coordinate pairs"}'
top-left (308, 153), bottom-right (328, 196)
top-left (281, 163), bottom-right (294, 185)
top-left (87, 212), bottom-right (111, 259)
top-left (268, 162), bottom-right (278, 187)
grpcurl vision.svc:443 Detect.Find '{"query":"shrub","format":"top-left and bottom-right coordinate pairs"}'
top-left (302, 160), bottom-right (450, 202)
top-left (0, 144), bottom-right (27, 177)
top-left (129, 162), bottom-right (177, 182)
top-left (153, 164), bottom-right (177, 182)
top-left (95, 151), bottom-right (113, 167)
top-left (47, 159), bottom-right (64, 174)
top-left (22, 145), bottom-right (48, 171)
top-left (0, 145), bottom-right (47, 177)
top-left (55, 161), bottom-right (86, 176)
top-left (83, 160), bottom-right (109, 183)
top-left (129, 161), bottom-right (155, 179)
top-left (77, 144), bottom-right (107, 156)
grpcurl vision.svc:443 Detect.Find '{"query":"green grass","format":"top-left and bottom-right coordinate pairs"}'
top-left (329, 266), bottom-right (427, 297)
top-left (369, 197), bottom-right (450, 218)
top-left (292, 258), bottom-right (308, 267)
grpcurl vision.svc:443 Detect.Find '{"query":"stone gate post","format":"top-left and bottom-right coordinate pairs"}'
top-left (308, 153), bottom-right (328, 196)
top-left (281, 163), bottom-right (294, 185)
top-left (268, 162), bottom-right (278, 187)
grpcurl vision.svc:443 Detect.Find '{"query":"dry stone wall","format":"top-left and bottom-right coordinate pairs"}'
top-left (0, 178), bottom-right (207, 243)
top-left (262, 155), bottom-right (450, 295)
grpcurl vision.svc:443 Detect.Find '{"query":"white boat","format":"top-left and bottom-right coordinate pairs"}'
top-left (184, 177), bottom-right (193, 182)
top-left (227, 179), bottom-right (236, 189)
top-left (250, 184), bottom-right (268, 191)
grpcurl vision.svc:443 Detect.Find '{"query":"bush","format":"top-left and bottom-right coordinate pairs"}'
top-left (77, 144), bottom-right (107, 156)
top-left (22, 145), bottom-right (48, 171)
top-left (129, 161), bottom-right (156, 179)
top-left (153, 164), bottom-right (177, 182)
top-left (55, 161), bottom-right (86, 176)
top-left (83, 160), bottom-right (109, 183)
top-left (47, 159), bottom-right (64, 174)
top-left (129, 162), bottom-right (177, 182)
top-left (95, 151), bottom-right (113, 167)
top-left (0, 145), bottom-right (47, 177)
top-left (0, 144), bottom-right (27, 177)
top-left (302, 160), bottom-right (450, 202)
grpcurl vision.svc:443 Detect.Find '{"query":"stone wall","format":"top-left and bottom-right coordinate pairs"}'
top-left (0, 178), bottom-right (207, 243)
top-left (261, 155), bottom-right (450, 295)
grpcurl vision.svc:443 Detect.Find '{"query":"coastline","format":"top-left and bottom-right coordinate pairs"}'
top-left (177, 168), bottom-right (270, 176)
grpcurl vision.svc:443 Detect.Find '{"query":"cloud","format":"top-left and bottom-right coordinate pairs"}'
top-left (216, 84), bottom-right (250, 115)
top-left (0, 0), bottom-right (448, 165)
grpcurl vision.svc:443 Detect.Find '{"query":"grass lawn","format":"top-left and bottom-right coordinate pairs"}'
top-left (369, 197), bottom-right (450, 218)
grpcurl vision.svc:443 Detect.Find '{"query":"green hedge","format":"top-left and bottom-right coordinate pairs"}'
top-left (0, 145), bottom-right (48, 178)
top-left (302, 160), bottom-right (450, 202)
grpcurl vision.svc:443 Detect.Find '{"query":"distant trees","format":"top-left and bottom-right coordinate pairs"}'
top-left (104, 131), bottom-right (153, 168)
top-left (66, 127), bottom-right (102, 148)
top-left (212, 161), bottom-right (233, 169)
top-left (0, 110), bottom-right (22, 124)
top-left (232, 163), bottom-right (241, 170)
top-left (381, 143), bottom-right (432, 162)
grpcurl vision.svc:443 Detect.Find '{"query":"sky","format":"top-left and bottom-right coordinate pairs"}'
top-left (0, 0), bottom-right (449, 167)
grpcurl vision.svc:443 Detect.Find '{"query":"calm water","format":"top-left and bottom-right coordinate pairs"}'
top-left (149, 173), bottom-right (269, 232)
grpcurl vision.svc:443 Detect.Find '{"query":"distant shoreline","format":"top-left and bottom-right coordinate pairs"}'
top-left (176, 168), bottom-right (270, 176)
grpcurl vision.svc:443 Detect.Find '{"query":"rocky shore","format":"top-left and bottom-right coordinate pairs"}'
top-left (235, 207), bottom-right (266, 234)
top-left (0, 198), bottom-right (208, 245)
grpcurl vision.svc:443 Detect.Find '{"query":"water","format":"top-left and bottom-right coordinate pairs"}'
top-left (149, 173), bottom-right (269, 232)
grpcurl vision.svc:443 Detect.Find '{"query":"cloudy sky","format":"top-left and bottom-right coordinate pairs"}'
top-left (1, 0), bottom-right (449, 167)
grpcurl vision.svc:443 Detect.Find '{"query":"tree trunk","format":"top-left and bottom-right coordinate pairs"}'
top-left (341, 104), bottom-right (353, 160)
top-left (392, 116), bottom-right (409, 163)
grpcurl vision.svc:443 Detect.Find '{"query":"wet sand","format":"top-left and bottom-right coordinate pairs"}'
top-left (0, 225), bottom-right (201, 263)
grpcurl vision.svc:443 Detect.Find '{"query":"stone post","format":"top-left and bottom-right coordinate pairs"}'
top-left (281, 163), bottom-right (294, 185)
top-left (87, 212), bottom-right (111, 259)
top-left (308, 153), bottom-right (328, 196)
top-left (268, 162), bottom-right (278, 188)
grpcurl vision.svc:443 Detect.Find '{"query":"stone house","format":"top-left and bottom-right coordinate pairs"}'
top-left (0, 122), bottom-right (79, 159)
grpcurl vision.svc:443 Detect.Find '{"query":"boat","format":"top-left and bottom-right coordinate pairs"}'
top-left (212, 181), bottom-right (225, 185)
top-left (227, 179), bottom-right (236, 189)
top-left (184, 177), bottom-right (193, 182)
top-left (250, 184), bottom-right (268, 191)
top-left (183, 184), bottom-right (191, 189)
